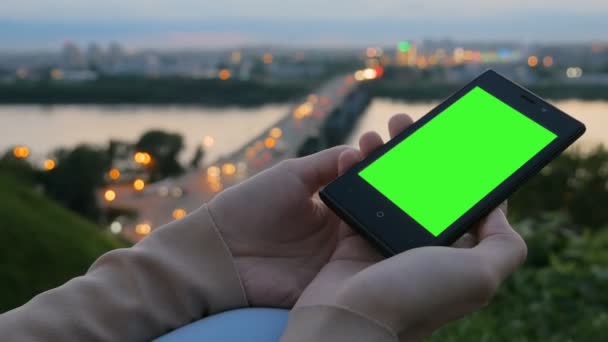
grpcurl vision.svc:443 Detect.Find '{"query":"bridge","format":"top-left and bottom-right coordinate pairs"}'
top-left (100, 74), bottom-right (372, 241)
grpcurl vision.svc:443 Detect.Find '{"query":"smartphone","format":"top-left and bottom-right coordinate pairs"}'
top-left (320, 69), bottom-right (586, 256)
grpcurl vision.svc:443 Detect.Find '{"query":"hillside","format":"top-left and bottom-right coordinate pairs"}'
top-left (431, 216), bottom-right (608, 340)
top-left (0, 172), bottom-right (127, 313)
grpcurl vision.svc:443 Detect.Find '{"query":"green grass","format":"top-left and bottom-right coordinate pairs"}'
top-left (0, 172), bottom-right (127, 313)
top-left (430, 215), bottom-right (608, 341)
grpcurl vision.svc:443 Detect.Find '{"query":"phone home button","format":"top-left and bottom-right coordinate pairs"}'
top-left (376, 211), bottom-right (385, 218)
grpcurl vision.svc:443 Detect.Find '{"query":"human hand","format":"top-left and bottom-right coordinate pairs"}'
top-left (208, 114), bottom-right (414, 307)
top-left (293, 116), bottom-right (527, 340)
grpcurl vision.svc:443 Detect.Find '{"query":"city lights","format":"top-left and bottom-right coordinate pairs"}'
top-left (218, 69), bottom-right (231, 80)
top-left (254, 140), bottom-right (265, 150)
top-left (245, 147), bottom-right (256, 159)
top-left (50, 68), bottom-right (64, 80)
top-left (222, 163), bottom-right (237, 176)
top-left (264, 137), bottom-right (276, 149)
top-left (207, 165), bottom-right (223, 193)
top-left (566, 67), bottom-right (583, 78)
top-left (416, 56), bottom-right (428, 69)
top-left (43, 159), bottom-right (56, 171)
top-left (207, 165), bottom-right (221, 178)
top-left (543, 56), bottom-right (554, 67)
top-left (13, 146), bottom-right (30, 159)
top-left (307, 94), bottom-right (318, 104)
top-left (362, 68), bottom-right (378, 80)
top-left (16, 67), bottom-right (28, 79)
top-left (354, 70), bottom-right (365, 81)
top-left (108, 168), bottom-right (121, 180)
top-left (354, 68), bottom-right (377, 81)
top-left (294, 102), bottom-right (314, 119)
top-left (210, 182), bottom-right (224, 193)
top-left (397, 41), bottom-right (411, 53)
top-left (320, 96), bottom-right (330, 107)
top-left (171, 187), bottom-right (183, 198)
top-left (134, 152), bottom-right (152, 165)
top-left (231, 51), bottom-right (242, 64)
top-left (172, 208), bottom-right (187, 220)
top-left (109, 221), bottom-right (122, 234)
top-left (366, 47), bottom-right (382, 58)
top-left (135, 223), bottom-right (151, 235)
top-left (133, 178), bottom-right (145, 191)
top-left (202, 135), bottom-right (215, 147)
top-left (263, 53), bottom-right (273, 64)
top-left (269, 127), bottom-right (283, 139)
top-left (528, 55), bottom-right (539, 68)
top-left (463, 50), bottom-right (474, 61)
top-left (453, 48), bottom-right (465, 64)
top-left (104, 189), bottom-right (117, 202)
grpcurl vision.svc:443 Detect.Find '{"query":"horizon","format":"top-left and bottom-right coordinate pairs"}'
top-left (2, 0), bottom-right (608, 51)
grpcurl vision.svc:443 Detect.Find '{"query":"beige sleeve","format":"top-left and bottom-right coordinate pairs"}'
top-left (281, 305), bottom-right (398, 342)
top-left (0, 205), bottom-right (248, 342)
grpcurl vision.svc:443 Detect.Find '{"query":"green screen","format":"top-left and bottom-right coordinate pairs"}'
top-left (359, 86), bottom-right (557, 237)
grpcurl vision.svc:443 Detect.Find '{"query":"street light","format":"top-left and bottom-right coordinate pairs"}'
top-left (108, 168), bottom-right (121, 180)
top-left (264, 137), bottom-right (276, 149)
top-left (43, 159), bottom-right (56, 171)
top-left (13, 146), bottom-right (30, 159)
top-left (133, 179), bottom-right (145, 191)
top-left (110, 221), bottom-right (122, 234)
top-left (135, 223), bottom-right (151, 235)
top-left (222, 163), bottom-right (237, 176)
top-left (104, 189), bottom-right (117, 202)
top-left (172, 208), bottom-right (187, 220)
top-left (134, 152), bottom-right (152, 165)
top-left (269, 127), bottom-right (283, 139)
top-left (202, 136), bottom-right (215, 147)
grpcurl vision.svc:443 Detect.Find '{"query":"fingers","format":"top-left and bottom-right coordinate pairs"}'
top-left (452, 233), bottom-right (477, 249)
top-left (358, 131), bottom-right (383, 156)
top-left (285, 145), bottom-right (352, 193)
top-left (473, 209), bottom-right (527, 282)
top-left (498, 200), bottom-right (508, 216)
top-left (388, 113), bottom-right (414, 139)
top-left (286, 113), bottom-right (414, 193)
top-left (338, 149), bottom-right (363, 176)
top-left (359, 113), bottom-right (414, 157)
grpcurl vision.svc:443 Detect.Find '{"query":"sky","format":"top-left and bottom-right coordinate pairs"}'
top-left (1, 0), bottom-right (607, 50)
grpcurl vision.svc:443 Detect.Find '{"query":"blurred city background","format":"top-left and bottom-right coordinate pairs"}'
top-left (1, 1), bottom-right (607, 340)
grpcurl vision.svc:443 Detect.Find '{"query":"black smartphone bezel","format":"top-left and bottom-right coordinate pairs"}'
top-left (320, 69), bottom-right (586, 257)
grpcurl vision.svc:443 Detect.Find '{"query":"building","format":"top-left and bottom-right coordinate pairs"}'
top-left (61, 42), bottom-right (86, 69)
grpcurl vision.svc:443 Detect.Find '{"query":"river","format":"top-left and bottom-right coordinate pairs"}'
top-left (0, 100), bottom-right (605, 165)
top-left (348, 99), bottom-right (608, 150)
top-left (0, 105), bottom-right (288, 163)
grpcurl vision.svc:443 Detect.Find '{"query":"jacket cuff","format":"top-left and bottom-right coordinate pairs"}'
top-left (180, 204), bottom-right (249, 312)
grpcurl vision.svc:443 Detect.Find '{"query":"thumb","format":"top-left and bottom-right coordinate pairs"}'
top-left (283, 145), bottom-right (356, 193)
top-left (473, 209), bottom-right (527, 282)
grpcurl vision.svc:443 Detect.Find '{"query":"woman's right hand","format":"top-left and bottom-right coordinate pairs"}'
top-left (331, 209), bottom-right (525, 340)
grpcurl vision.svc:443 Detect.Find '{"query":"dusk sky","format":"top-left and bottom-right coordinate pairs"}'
top-left (2, 0), bottom-right (607, 50)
